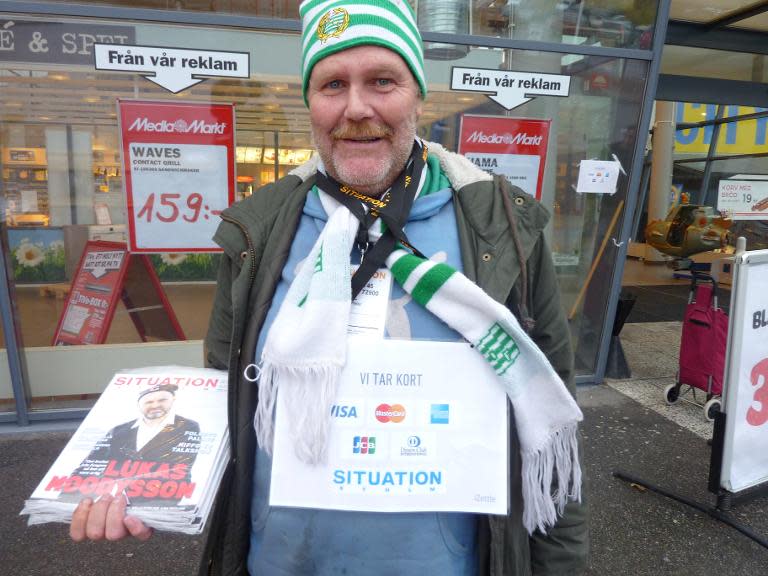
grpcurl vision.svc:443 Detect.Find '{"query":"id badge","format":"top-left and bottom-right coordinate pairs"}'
top-left (348, 268), bottom-right (392, 337)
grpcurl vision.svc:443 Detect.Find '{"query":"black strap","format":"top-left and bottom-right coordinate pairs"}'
top-left (316, 141), bottom-right (427, 299)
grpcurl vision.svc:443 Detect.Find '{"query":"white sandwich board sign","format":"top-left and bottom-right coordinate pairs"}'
top-left (720, 248), bottom-right (768, 493)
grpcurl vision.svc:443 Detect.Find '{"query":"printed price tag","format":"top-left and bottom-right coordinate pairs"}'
top-left (119, 100), bottom-right (235, 252)
top-left (718, 180), bottom-right (768, 220)
top-left (129, 143), bottom-right (227, 250)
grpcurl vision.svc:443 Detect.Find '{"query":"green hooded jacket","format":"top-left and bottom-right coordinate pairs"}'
top-left (201, 142), bottom-right (588, 576)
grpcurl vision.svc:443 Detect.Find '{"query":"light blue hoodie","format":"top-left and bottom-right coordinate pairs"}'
top-left (248, 157), bottom-right (478, 575)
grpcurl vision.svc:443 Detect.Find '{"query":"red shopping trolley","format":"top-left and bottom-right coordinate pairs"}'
top-left (664, 273), bottom-right (728, 421)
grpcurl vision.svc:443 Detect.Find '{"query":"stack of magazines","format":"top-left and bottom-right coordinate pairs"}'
top-left (21, 366), bottom-right (229, 535)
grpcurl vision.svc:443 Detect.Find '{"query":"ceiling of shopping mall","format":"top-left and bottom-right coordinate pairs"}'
top-left (662, 1), bottom-right (768, 88)
top-left (670, 0), bottom-right (768, 31)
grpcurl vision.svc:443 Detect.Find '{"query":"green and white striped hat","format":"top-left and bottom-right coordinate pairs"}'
top-left (299, 0), bottom-right (426, 105)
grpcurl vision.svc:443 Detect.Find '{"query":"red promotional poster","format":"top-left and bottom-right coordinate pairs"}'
top-left (458, 115), bottom-right (551, 200)
top-left (52, 240), bottom-right (185, 345)
top-left (52, 241), bottom-right (128, 346)
top-left (118, 99), bottom-right (235, 252)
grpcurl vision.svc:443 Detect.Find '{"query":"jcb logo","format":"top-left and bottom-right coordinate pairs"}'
top-left (353, 436), bottom-right (376, 455)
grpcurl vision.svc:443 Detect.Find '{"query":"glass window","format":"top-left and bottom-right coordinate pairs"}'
top-left (701, 156), bottom-right (768, 248)
top-left (30, 0), bottom-right (299, 19)
top-left (669, 160), bottom-right (706, 208)
top-left (0, 296), bottom-right (14, 417)
top-left (1, 13), bottom-right (650, 405)
top-left (461, 0), bottom-right (657, 49)
top-left (419, 45), bottom-right (649, 375)
top-left (674, 104), bottom-right (768, 158)
top-left (16, 1), bottom-right (658, 49)
top-left (0, 16), bottom-right (311, 410)
top-left (670, 103), bottom-right (768, 246)
top-left (712, 109), bottom-right (768, 156)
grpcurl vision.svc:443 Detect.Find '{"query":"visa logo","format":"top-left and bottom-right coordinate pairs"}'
top-left (353, 436), bottom-right (376, 455)
top-left (330, 405), bottom-right (358, 418)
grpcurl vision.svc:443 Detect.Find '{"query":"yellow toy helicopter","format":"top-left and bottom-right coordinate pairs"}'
top-left (645, 192), bottom-right (733, 259)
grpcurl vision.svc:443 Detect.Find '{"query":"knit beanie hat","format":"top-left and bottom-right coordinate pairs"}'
top-left (300, 0), bottom-right (427, 104)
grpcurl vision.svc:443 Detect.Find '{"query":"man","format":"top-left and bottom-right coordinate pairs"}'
top-left (75, 384), bottom-right (200, 471)
top-left (69, 384), bottom-right (200, 538)
top-left (71, 1), bottom-right (588, 573)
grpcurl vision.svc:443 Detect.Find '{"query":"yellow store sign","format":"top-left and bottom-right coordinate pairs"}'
top-left (675, 103), bottom-right (768, 155)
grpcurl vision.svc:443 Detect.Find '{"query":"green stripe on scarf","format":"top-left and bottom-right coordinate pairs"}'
top-left (419, 153), bottom-right (451, 196)
top-left (411, 263), bottom-right (455, 307)
top-left (389, 252), bottom-right (422, 285)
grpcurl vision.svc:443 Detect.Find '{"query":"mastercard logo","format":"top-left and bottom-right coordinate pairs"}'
top-left (375, 403), bottom-right (406, 423)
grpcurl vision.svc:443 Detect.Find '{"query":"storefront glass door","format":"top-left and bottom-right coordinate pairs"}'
top-left (0, 5), bottom-right (661, 416)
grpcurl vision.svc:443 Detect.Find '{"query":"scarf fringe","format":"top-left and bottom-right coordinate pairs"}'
top-left (521, 422), bottom-right (582, 535)
top-left (254, 362), bottom-right (342, 465)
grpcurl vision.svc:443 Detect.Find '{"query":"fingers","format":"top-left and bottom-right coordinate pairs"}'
top-left (105, 494), bottom-right (129, 541)
top-left (124, 514), bottom-right (154, 541)
top-left (70, 493), bottom-right (153, 543)
top-left (85, 493), bottom-right (114, 540)
top-left (69, 498), bottom-right (93, 542)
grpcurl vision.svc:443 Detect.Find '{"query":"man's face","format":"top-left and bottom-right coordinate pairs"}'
top-left (307, 45), bottom-right (423, 196)
top-left (138, 390), bottom-right (174, 421)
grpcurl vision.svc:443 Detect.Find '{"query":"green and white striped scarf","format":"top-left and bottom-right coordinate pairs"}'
top-left (386, 248), bottom-right (583, 533)
top-left (255, 194), bottom-right (583, 534)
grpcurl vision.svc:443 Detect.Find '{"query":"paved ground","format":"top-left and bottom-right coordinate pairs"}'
top-left (2, 321), bottom-right (767, 575)
top-left (1, 431), bottom-right (205, 575)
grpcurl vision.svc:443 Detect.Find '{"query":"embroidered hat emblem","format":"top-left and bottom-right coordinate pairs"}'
top-left (316, 7), bottom-right (350, 43)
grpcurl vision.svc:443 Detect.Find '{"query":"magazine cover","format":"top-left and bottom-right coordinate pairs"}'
top-left (22, 366), bottom-right (228, 532)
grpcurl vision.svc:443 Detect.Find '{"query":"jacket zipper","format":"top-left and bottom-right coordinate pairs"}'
top-left (218, 212), bottom-right (257, 463)
top-left (220, 213), bottom-right (256, 283)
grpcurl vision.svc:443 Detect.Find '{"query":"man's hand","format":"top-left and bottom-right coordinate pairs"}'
top-left (69, 494), bottom-right (154, 542)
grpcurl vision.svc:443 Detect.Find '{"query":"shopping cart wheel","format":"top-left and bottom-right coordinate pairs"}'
top-left (664, 383), bottom-right (681, 404)
top-left (704, 398), bottom-right (722, 422)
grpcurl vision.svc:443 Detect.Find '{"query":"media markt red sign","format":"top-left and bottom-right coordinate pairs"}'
top-left (118, 100), bottom-right (235, 252)
top-left (458, 115), bottom-right (551, 200)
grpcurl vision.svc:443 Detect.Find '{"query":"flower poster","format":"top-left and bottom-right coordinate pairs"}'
top-left (149, 252), bottom-right (221, 282)
top-left (7, 227), bottom-right (66, 284)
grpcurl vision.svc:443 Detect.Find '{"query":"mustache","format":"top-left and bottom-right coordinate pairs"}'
top-left (332, 122), bottom-right (393, 140)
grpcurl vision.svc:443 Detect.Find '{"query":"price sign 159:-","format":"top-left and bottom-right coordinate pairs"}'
top-left (120, 101), bottom-right (235, 253)
top-left (136, 192), bottom-right (221, 223)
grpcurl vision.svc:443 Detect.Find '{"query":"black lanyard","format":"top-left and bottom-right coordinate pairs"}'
top-left (316, 141), bottom-right (427, 299)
